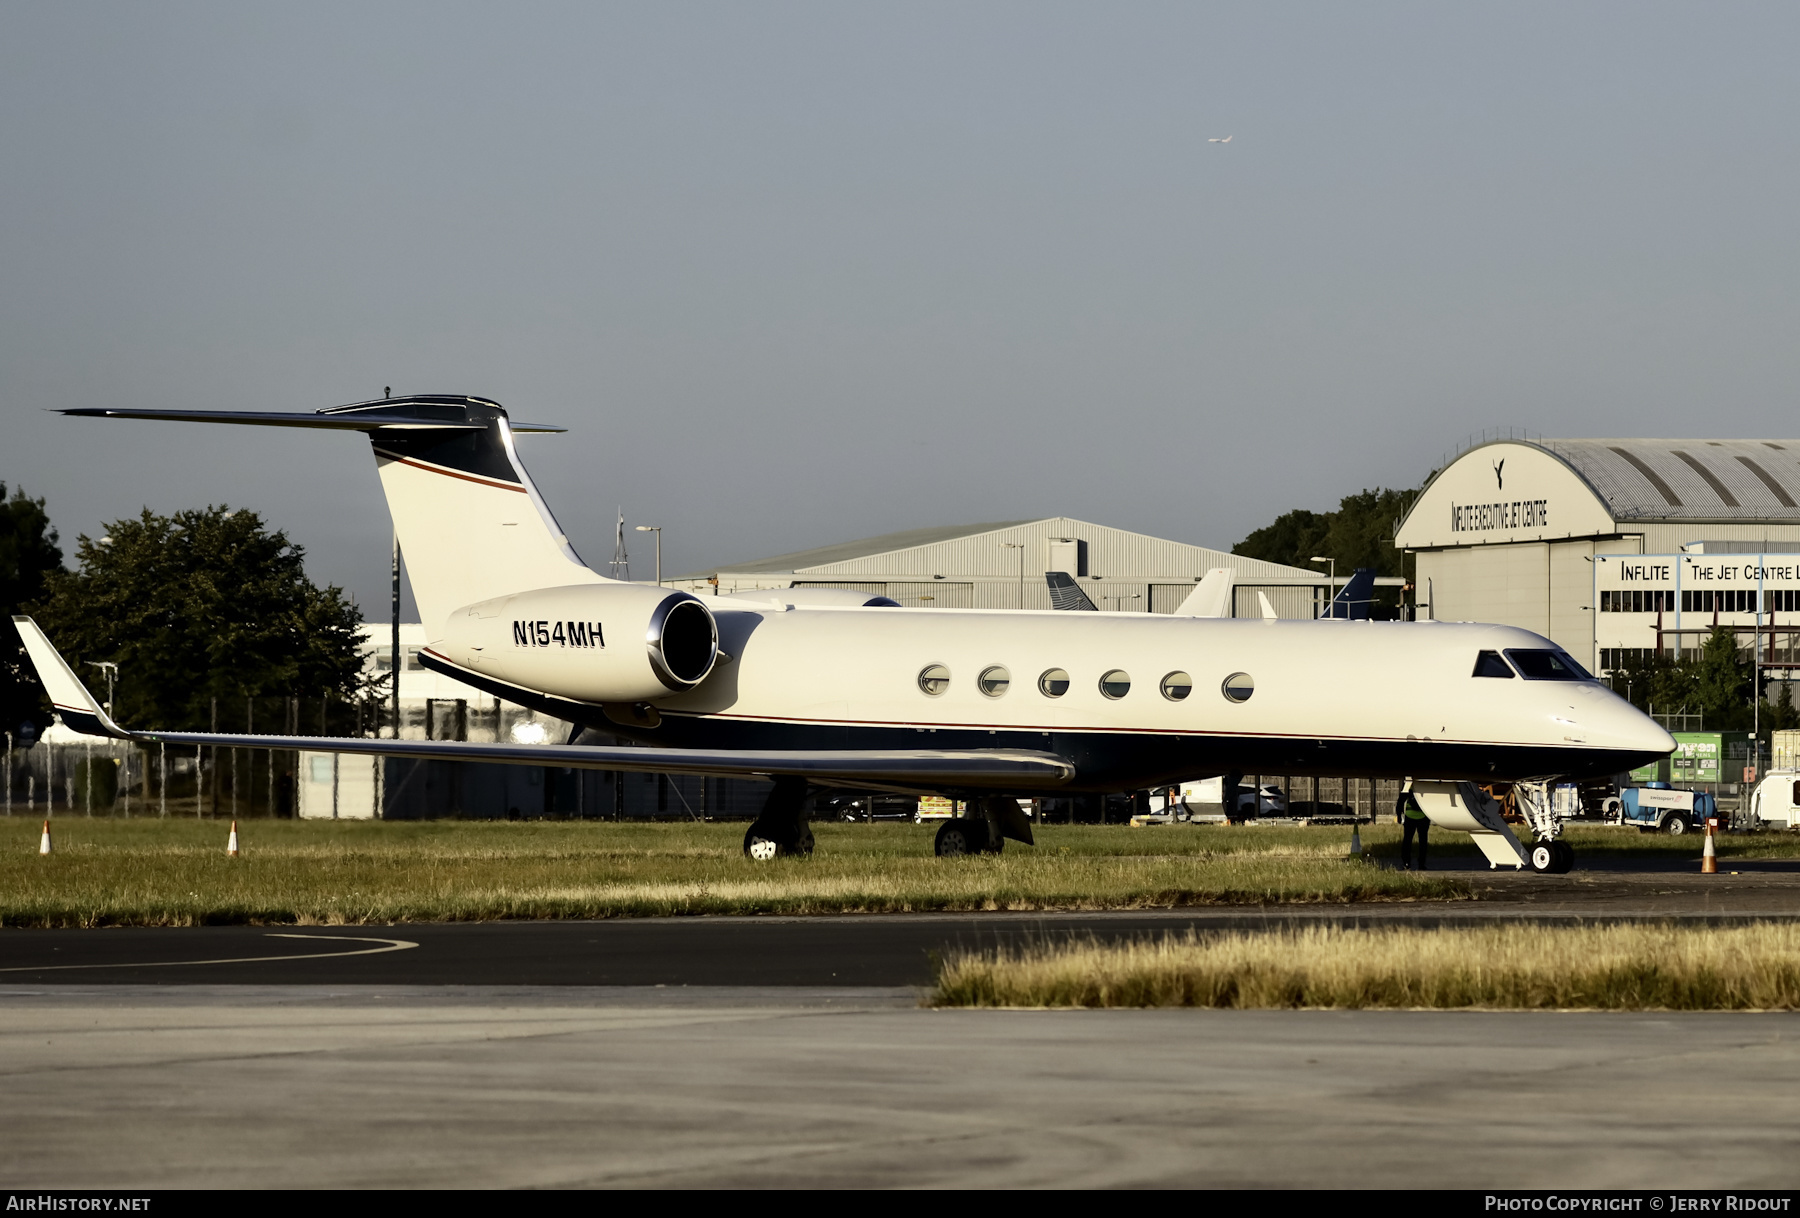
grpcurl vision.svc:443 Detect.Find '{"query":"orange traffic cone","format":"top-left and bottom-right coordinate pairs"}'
top-left (1701, 819), bottom-right (1717, 874)
top-left (227, 820), bottom-right (239, 858)
top-left (38, 820), bottom-right (51, 855)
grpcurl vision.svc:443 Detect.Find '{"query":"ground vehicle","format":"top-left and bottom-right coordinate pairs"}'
top-left (1619, 784), bottom-right (1716, 835)
top-left (1748, 772), bottom-right (1800, 829)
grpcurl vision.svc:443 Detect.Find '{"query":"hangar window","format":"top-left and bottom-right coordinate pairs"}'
top-left (1099, 670), bottom-right (1132, 699)
top-left (1505, 649), bottom-right (1592, 681)
top-left (1472, 650), bottom-right (1516, 678)
top-left (1160, 671), bottom-right (1193, 700)
top-left (1038, 668), bottom-right (1070, 697)
top-left (1221, 672), bottom-right (1254, 703)
top-left (917, 664), bottom-right (951, 696)
top-left (978, 666), bottom-right (1011, 697)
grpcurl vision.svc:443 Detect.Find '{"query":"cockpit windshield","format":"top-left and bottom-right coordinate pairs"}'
top-left (1504, 649), bottom-right (1592, 681)
top-left (1472, 650), bottom-right (1516, 678)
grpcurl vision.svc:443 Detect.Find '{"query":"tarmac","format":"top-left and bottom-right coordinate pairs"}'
top-left (1, 859), bottom-right (1797, 1188)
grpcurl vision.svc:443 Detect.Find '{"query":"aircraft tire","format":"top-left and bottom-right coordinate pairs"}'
top-left (1529, 842), bottom-right (1557, 873)
top-left (1553, 841), bottom-right (1575, 873)
top-left (744, 826), bottom-right (784, 861)
top-left (935, 820), bottom-right (980, 857)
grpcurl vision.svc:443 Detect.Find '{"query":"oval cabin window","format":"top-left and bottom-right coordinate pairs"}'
top-left (978, 666), bottom-right (1011, 697)
top-left (1160, 671), bottom-right (1193, 701)
top-left (1038, 668), bottom-right (1071, 697)
top-left (1222, 672), bottom-right (1254, 703)
top-left (918, 664), bottom-right (951, 696)
top-left (1099, 670), bottom-right (1131, 699)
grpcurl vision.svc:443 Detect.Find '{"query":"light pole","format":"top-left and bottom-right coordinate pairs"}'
top-left (635, 526), bottom-right (663, 586)
top-left (86, 662), bottom-right (118, 716)
top-left (1309, 556), bottom-right (1337, 619)
top-left (1000, 542), bottom-right (1026, 608)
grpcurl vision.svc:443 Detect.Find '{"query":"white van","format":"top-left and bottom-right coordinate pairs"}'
top-left (1748, 771), bottom-right (1800, 829)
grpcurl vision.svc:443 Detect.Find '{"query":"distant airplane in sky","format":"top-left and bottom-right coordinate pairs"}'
top-left (1208, 135), bottom-right (1232, 143)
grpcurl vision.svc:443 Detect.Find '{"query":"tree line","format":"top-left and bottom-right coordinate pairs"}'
top-left (1, 483), bottom-right (365, 739)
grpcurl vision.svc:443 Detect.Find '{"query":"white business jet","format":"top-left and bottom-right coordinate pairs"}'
top-left (14, 395), bottom-right (1672, 869)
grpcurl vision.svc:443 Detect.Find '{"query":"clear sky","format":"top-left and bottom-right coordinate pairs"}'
top-left (4, 2), bottom-right (1798, 613)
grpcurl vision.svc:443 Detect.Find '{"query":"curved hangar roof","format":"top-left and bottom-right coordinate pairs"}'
top-left (1396, 438), bottom-right (1800, 549)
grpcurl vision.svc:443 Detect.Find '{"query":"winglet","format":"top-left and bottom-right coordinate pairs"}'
top-left (1257, 591), bottom-right (1278, 620)
top-left (10, 617), bottom-right (131, 739)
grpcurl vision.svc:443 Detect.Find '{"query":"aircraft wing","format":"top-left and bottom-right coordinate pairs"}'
top-left (12, 617), bottom-right (1074, 790)
top-left (60, 401), bottom-right (565, 433)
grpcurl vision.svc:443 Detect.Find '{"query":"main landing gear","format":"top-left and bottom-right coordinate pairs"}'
top-left (933, 796), bottom-right (1035, 858)
top-left (742, 776), bottom-right (814, 861)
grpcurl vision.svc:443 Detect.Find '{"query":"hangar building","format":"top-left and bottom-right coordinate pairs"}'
top-left (1396, 437), bottom-right (1800, 677)
top-left (675, 517), bottom-right (1335, 618)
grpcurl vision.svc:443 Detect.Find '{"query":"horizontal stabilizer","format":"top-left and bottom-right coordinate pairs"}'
top-left (61, 398), bottom-right (565, 433)
top-left (1045, 571), bottom-right (1097, 611)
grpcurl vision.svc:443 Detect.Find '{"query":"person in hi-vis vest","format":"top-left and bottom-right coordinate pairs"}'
top-left (1396, 786), bottom-right (1429, 871)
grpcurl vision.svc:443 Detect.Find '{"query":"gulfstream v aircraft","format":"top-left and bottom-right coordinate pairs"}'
top-left (14, 395), bottom-right (1673, 868)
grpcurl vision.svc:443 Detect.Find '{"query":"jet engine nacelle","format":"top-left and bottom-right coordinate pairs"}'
top-left (436, 583), bottom-right (719, 702)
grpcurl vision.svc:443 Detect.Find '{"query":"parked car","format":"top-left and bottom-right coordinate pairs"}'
top-left (1231, 784), bottom-right (1288, 820)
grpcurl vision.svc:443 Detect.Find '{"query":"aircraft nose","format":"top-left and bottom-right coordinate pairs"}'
top-left (1602, 696), bottom-right (1676, 756)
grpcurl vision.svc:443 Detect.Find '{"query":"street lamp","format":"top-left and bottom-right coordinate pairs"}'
top-left (1308, 556), bottom-right (1337, 619)
top-left (635, 526), bottom-right (663, 587)
top-left (86, 662), bottom-right (118, 715)
top-left (1000, 542), bottom-right (1027, 608)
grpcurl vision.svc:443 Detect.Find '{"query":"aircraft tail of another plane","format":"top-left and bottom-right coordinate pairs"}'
top-left (63, 396), bottom-right (608, 636)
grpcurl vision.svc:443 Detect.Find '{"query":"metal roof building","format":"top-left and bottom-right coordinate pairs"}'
top-left (1396, 436), bottom-right (1800, 674)
top-left (673, 516), bottom-right (1332, 617)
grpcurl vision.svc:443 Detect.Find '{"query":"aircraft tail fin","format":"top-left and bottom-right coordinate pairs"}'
top-left (1173, 568), bottom-right (1234, 617)
top-left (63, 396), bottom-right (609, 636)
top-left (1045, 571), bottom-right (1098, 611)
top-left (11, 617), bottom-right (130, 740)
top-left (1327, 568), bottom-right (1378, 620)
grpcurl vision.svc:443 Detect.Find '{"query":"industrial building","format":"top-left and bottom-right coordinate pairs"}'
top-left (1397, 436), bottom-right (1800, 679)
top-left (674, 516), bottom-right (1336, 617)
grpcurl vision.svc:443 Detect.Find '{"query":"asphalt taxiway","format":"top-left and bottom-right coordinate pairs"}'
top-left (3, 867), bottom-right (1797, 1188)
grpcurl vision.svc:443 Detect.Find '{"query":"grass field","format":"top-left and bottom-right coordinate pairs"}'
top-left (3, 817), bottom-right (1793, 928)
top-left (0, 817), bottom-right (1476, 927)
top-left (931, 922), bottom-right (1800, 1010)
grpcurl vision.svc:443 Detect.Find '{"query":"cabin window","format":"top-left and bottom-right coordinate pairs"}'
top-left (1099, 670), bottom-right (1131, 699)
top-left (918, 664), bottom-right (951, 696)
top-left (1221, 672), bottom-right (1254, 703)
top-left (1160, 671), bottom-right (1193, 701)
top-left (1038, 668), bottom-right (1070, 697)
top-left (978, 666), bottom-right (1011, 697)
top-left (1472, 650), bottom-right (1516, 678)
top-left (1505, 649), bottom-right (1591, 681)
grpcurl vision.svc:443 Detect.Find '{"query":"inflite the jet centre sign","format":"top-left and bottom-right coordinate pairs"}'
top-left (1395, 441), bottom-right (1614, 549)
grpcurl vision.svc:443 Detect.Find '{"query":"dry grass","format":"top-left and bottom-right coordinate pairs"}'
top-left (932, 922), bottom-right (1800, 1010)
top-left (0, 818), bottom-right (1466, 927)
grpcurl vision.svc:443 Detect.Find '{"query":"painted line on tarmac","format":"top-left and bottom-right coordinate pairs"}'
top-left (0, 934), bottom-right (419, 973)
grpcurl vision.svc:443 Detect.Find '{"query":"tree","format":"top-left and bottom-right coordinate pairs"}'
top-left (29, 506), bottom-right (365, 731)
top-left (0, 483), bottom-right (64, 735)
top-left (1608, 627), bottom-right (1754, 731)
top-left (1232, 486), bottom-right (1421, 608)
